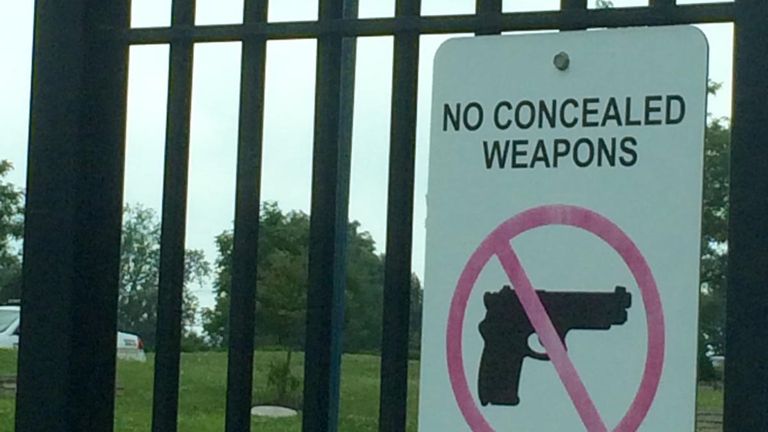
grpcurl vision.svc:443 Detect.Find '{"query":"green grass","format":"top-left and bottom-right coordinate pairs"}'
top-left (0, 349), bottom-right (419, 431)
top-left (697, 384), bottom-right (725, 412)
top-left (0, 349), bottom-right (721, 431)
top-left (0, 349), bottom-right (17, 432)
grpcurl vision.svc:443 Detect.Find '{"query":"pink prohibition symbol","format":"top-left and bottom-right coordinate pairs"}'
top-left (445, 204), bottom-right (665, 432)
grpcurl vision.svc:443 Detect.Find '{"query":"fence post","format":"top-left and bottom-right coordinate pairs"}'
top-left (724, 1), bottom-right (768, 431)
top-left (378, 0), bottom-right (422, 430)
top-left (150, 1), bottom-right (196, 431)
top-left (302, 1), bottom-right (358, 430)
top-left (224, 0), bottom-right (270, 431)
top-left (15, 1), bottom-right (129, 431)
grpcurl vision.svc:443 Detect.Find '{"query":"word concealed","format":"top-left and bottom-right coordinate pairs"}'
top-left (483, 136), bottom-right (637, 169)
top-left (443, 95), bottom-right (686, 132)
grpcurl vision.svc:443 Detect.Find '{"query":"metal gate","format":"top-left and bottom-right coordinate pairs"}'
top-left (14, 1), bottom-right (767, 431)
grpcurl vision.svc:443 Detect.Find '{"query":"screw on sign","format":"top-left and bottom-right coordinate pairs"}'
top-left (446, 205), bottom-right (666, 432)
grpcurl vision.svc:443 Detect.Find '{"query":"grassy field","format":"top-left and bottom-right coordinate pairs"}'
top-left (0, 349), bottom-right (419, 431)
top-left (0, 349), bottom-right (722, 431)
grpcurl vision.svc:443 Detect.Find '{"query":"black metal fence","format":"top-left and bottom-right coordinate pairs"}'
top-left (14, 1), bottom-right (768, 431)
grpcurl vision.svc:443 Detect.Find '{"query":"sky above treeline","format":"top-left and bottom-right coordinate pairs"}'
top-left (0, 0), bottom-right (734, 312)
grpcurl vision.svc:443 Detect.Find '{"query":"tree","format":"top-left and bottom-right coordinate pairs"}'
top-left (118, 204), bottom-right (210, 350)
top-left (698, 118), bottom-right (729, 378)
top-left (200, 232), bottom-right (232, 348)
top-left (202, 202), bottom-right (424, 405)
top-left (343, 221), bottom-right (385, 353)
top-left (0, 160), bottom-right (24, 303)
top-left (409, 274), bottom-right (424, 354)
top-left (697, 83), bottom-right (730, 380)
top-left (202, 202), bottom-right (423, 354)
top-left (203, 202), bottom-right (311, 349)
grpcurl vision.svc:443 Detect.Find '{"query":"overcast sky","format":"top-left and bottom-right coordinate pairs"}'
top-left (0, 0), bottom-right (733, 313)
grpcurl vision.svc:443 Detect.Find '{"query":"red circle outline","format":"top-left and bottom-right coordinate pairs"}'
top-left (445, 205), bottom-right (665, 431)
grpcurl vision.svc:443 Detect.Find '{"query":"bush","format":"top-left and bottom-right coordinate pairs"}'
top-left (181, 332), bottom-right (211, 352)
top-left (698, 346), bottom-right (721, 383)
top-left (255, 354), bottom-right (302, 410)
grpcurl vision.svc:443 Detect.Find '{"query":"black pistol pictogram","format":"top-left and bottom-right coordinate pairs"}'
top-left (477, 285), bottom-right (631, 407)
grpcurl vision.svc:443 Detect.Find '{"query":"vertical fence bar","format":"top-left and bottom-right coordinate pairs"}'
top-left (302, 0), bottom-right (358, 430)
top-left (476, 0), bottom-right (502, 15)
top-left (378, 1), bottom-right (421, 431)
top-left (224, 1), bottom-right (270, 431)
top-left (151, 1), bottom-right (196, 431)
top-left (723, 1), bottom-right (768, 431)
top-left (650, 0), bottom-right (675, 7)
top-left (560, 0), bottom-right (587, 31)
top-left (15, 1), bottom-right (130, 431)
top-left (476, 0), bottom-right (502, 35)
top-left (561, 0), bottom-right (587, 10)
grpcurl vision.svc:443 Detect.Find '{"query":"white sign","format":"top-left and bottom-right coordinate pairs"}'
top-left (418, 26), bottom-right (708, 432)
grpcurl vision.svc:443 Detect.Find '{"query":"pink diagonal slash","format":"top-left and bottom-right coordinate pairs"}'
top-left (447, 205), bottom-right (664, 432)
top-left (493, 239), bottom-right (609, 432)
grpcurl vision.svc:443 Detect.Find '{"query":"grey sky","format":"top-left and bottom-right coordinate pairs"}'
top-left (1, 0), bottom-right (734, 313)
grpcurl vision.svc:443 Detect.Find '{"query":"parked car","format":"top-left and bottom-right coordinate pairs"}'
top-left (116, 330), bottom-right (147, 362)
top-left (0, 304), bottom-right (146, 362)
top-left (710, 355), bottom-right (725, 370)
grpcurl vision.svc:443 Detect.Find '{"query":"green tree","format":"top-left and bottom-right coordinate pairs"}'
top-left (697, 81), bottom-right (730, 380)
top-left (0, 160), bottom-right (24, 303)
top-left (202, 202), bottom-right (311, 349)
top-left (202, 202), bottom-right (424, 405)
top-left (409, 274), bottom-right (424, 354)
top-left (344, 222), bottom-right (385, 353)
top-left (698, 117), bottom-right (729, 380)
top-left (118, 204), bottom-right (210, 350)
top-left (202, 202), bottom-right (423, 354)
top-left (200, 233), bottom-right (231, 348)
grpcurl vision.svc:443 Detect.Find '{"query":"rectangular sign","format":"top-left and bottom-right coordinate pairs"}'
top-left (419, 26), bottom-right (708, 431)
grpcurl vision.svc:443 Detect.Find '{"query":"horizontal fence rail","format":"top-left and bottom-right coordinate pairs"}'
top-left (124, 3), bottom-right (736, 44)
top-left (17, 1), bottom-right (768, 432)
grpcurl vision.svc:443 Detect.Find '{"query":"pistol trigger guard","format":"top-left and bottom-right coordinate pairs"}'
top-left (525, 335), bottom-right (550, 361)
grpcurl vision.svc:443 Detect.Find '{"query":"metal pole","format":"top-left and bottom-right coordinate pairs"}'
top-left (15, 1), bottom-right (129, 431)
top-left (723, 1), bottom-right (768, 430)
top-left (378, 0), bottom-right (421, 430)
top-left (650, 0), bottom-right (675, 7)
top-left (224, 1), bottom-right (269, 431)
top-left (302, 0), bottom-right (358, 430)
top-left (560, 0), bottom-right (587, 31)
top-left (476, 0), bottom-right (502, 35)
top-left (151, 1), bottom-right (196, 431)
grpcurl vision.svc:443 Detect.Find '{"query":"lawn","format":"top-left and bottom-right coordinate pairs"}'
top-left (0, 349), bottom-right (722, 431)
top-left (0, 349), bottom-right (419, 432)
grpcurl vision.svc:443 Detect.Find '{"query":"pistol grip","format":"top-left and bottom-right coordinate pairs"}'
top-left (478, 348), bottom-right (525, 406)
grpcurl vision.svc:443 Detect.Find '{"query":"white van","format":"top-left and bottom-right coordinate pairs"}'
top-left (0, 304), bottom-right (146, 362)
top-left (0, 305), bottom-right (20, 349)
